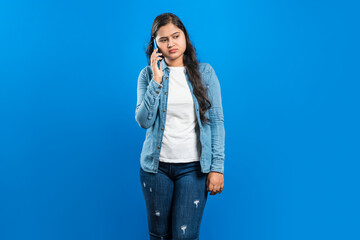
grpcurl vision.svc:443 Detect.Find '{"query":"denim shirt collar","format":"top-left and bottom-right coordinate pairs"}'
top-left (160, 58), bottom-right (168, 71)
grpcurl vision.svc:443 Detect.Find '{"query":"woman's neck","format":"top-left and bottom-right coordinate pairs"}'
top-left (165, 56), bottom-right (184, 67)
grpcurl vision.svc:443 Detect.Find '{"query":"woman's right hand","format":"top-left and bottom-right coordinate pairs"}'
top-left (150, 48), bottom-right (163, 84)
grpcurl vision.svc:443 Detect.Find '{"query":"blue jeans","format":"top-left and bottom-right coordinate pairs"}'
top-left (139, 161), bottom-right (209, 240)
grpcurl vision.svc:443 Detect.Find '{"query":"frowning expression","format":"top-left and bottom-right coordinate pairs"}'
top-left (155, 23), bottom-right (186, 60)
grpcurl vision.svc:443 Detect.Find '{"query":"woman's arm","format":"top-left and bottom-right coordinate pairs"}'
top-left (207, 64), bottom-right (225, 174)
top-left (135, 67), bottom-right (163, 129)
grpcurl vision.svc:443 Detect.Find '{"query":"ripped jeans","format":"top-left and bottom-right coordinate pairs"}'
top-left (139, 161), bottom-right (209, 240)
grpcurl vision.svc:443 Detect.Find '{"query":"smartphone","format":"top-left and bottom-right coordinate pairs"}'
top-left (153, 39), bottom-right (161, 70)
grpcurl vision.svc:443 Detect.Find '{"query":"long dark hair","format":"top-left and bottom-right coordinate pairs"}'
top-left (145, 13), bottom-right (211, 125)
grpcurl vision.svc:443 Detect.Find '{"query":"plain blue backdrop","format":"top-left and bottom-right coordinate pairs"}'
top-left (1, 0), bottom-right (359, 239)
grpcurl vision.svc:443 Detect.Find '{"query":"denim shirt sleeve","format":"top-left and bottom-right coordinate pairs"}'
top-left (135, 67), bottom-right (163, 129)
top-left (207, 64), bottom-right (226, 174)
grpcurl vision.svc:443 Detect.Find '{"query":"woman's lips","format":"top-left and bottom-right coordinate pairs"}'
top-left (169, 49), bottom-right (178, 53)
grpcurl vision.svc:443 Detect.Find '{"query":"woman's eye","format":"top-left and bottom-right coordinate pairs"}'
top-left (159, 36), bottom-right (178, 42)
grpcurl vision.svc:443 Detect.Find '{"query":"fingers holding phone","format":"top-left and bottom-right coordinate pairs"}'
top-left (150, 48), bottom-right (163, 84)
top-left (151, 40), bottom-right (163, 84)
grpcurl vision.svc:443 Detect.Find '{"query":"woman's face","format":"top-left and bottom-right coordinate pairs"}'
top-left (155, 23), bottom-right (186, 62)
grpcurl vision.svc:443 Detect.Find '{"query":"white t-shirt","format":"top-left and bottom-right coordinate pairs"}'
top-left (159, 66), bottom-right (201, 163)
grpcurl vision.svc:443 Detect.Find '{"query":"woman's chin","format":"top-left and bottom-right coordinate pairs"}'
top-left (165, 53), bottom-right (182, 61)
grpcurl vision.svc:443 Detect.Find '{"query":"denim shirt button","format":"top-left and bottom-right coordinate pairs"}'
top-left (163, 109), bottom-right (166, 112)
top-left (157, 146), bottom-right (160, 149)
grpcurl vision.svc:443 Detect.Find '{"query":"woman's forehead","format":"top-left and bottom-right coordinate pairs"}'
top-left (157, 24), bottom-right (182, 37)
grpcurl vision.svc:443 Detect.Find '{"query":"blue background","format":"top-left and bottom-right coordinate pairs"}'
top-left (1, 0), bottom-right (359, 239)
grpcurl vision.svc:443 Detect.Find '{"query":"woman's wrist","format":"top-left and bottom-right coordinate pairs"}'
top-left (154, 77), bottom-right (162, 84)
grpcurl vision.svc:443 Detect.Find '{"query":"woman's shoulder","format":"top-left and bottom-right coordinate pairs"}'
top-left (140, 65), bottom-right (151, 73)
top-left (198, 62), bottom-right (213, 73)
top-left (139, 63), bottom-right (214, 78)
top-left (138, 65), bottom-right (152, 79)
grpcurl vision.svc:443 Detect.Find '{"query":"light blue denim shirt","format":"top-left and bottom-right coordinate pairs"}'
top-left (135, 58), bottom-right (225, 174)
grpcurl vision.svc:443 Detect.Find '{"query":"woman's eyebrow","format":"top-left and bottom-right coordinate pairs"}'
top-left (159, 32), bottom-right (180, 39)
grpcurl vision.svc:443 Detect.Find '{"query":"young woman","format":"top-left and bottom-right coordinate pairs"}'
top-left (135, 13), bottom-right (225, 240)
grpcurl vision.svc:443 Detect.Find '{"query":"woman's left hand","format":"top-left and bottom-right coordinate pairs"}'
top-left (207, 172), bottom-right (224, 195)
